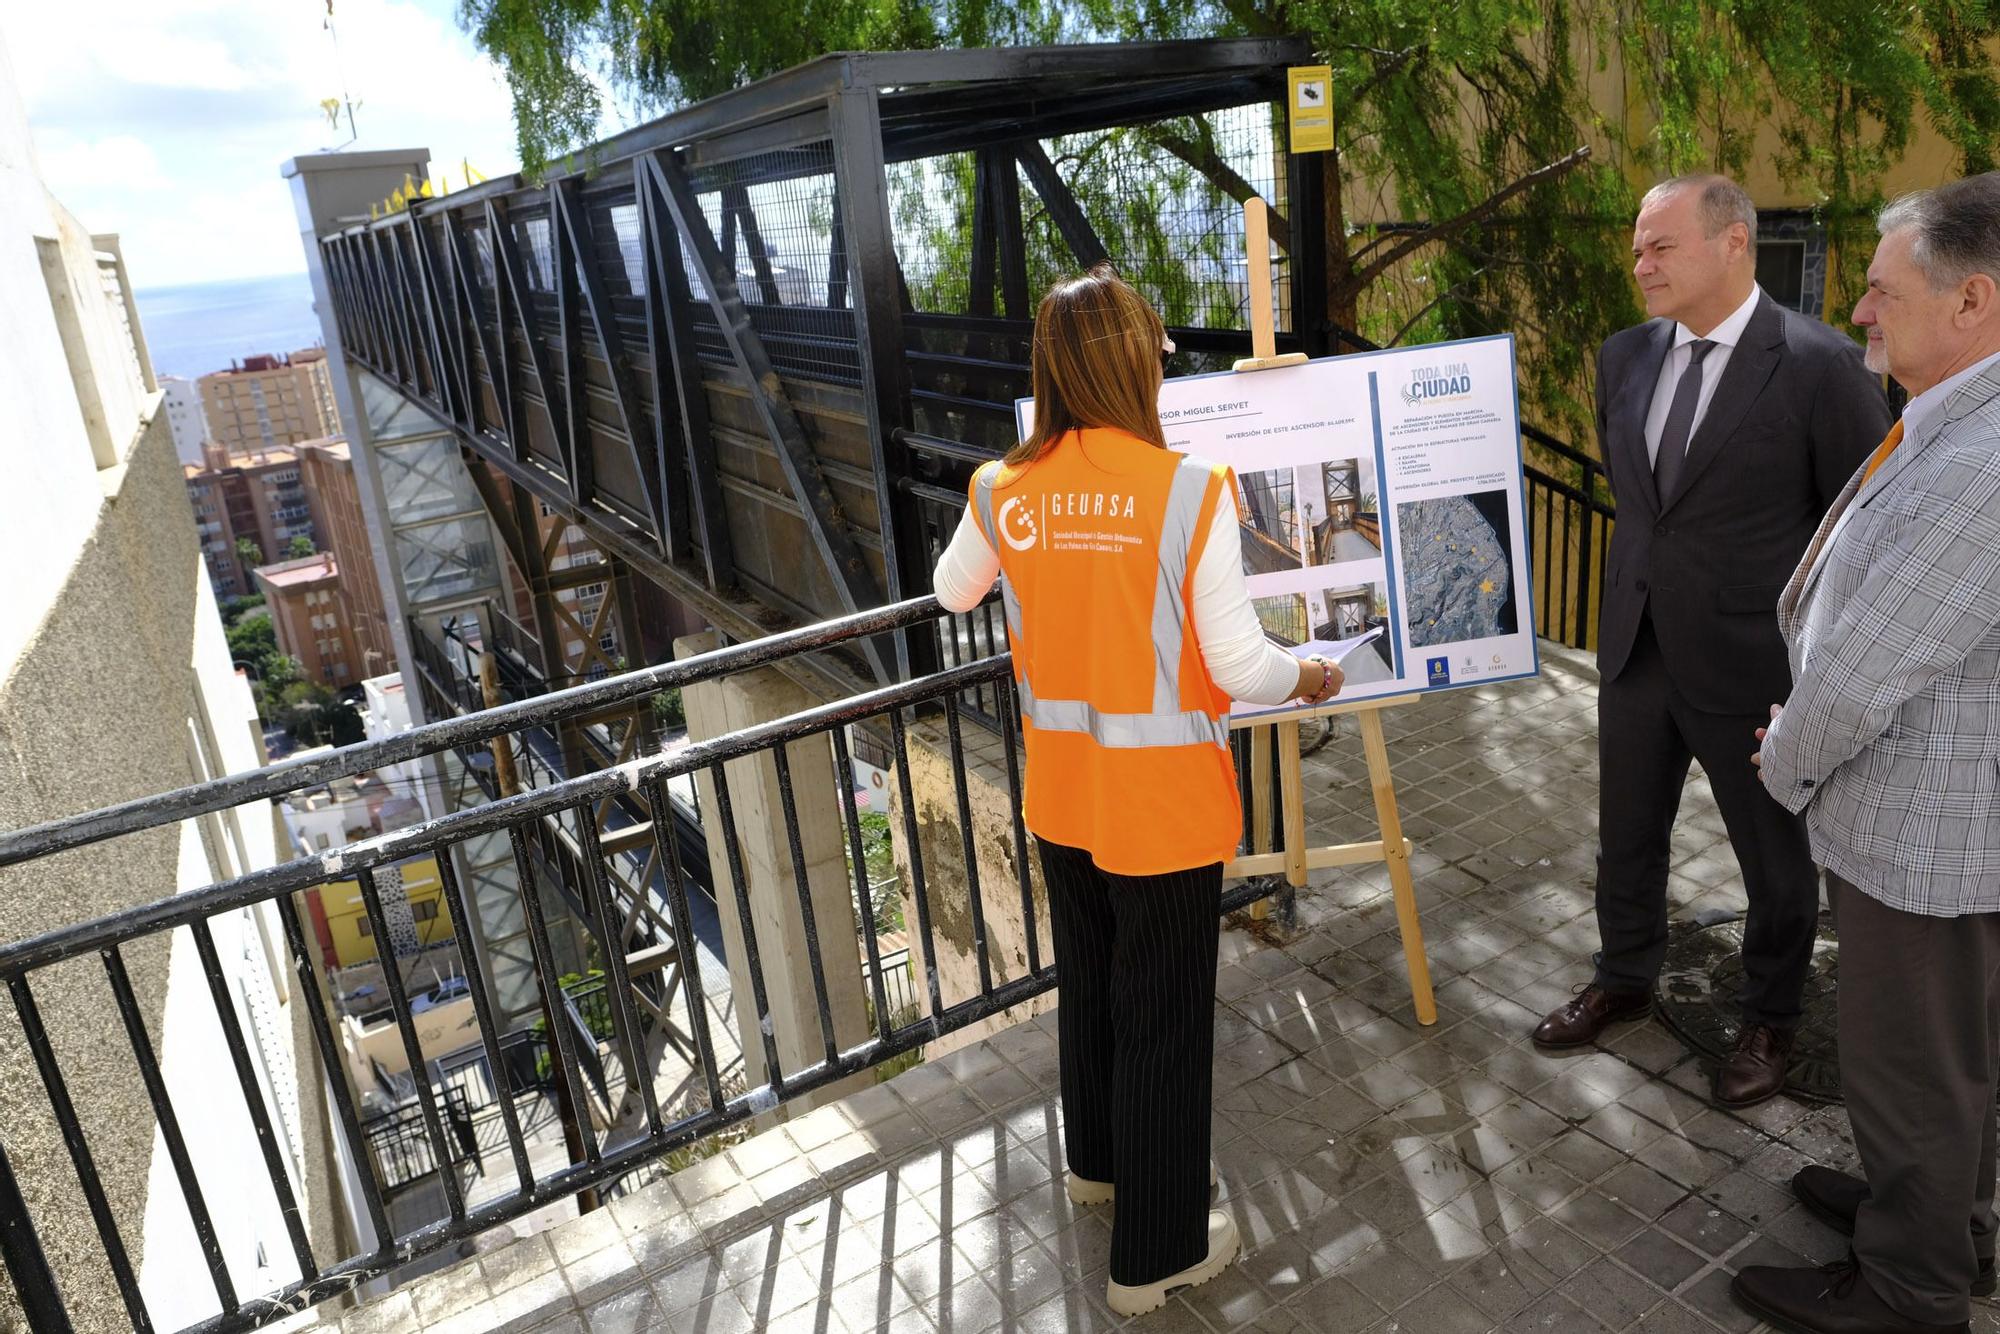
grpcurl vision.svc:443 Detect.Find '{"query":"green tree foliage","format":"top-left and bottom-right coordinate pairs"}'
top-left (286, 536), bottom-right (317, 559)
top-left (226, 614), bottom-right (279, 675)
top-left (650, 685), bottom-right (686, 730)
top-left (226, 616), bottom-right (312, 720)
top-left (461, 0), bottom-right (2000, 444)
top-left (219, 593), bottom-right (266, 627)
top-left (274, 681), bottom-right (365, 747)
top-left (234, 536), bottom-right (265, 578)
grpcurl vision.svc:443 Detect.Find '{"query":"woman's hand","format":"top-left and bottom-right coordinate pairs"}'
top-left (1295, 655), bottom-right (1343, 705)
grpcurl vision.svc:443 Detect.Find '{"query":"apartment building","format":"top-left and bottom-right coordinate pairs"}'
top-left (0, 35), bottom-right (348, 1330)
top-left (159, 373), bottom-right (205, 465)
top-left (197, 346), bottom-right (337, 453)
top-left (183, 441), bottom-right (320, 596)
top-left (299, 436), bottom-right (396, 678)
top-left (254, 550), bottom-right (358, 687)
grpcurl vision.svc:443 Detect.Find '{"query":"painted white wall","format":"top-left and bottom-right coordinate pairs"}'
top-left (0, 33), bottom-right (111, 684)
top-left (360, 673), bottom-right (432, 821)
top-left (135, 571), bottom-right (323, 1330)
top-left (0, 40), bottom-right (352, 1309)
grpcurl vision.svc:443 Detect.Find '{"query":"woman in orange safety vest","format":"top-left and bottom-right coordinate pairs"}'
top-left (933, 265), bottom-right (1341, 1315)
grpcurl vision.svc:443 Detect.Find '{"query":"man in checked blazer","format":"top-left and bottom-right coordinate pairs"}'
top-left (1734, 174), bottom-right (2000, 1334)
top-left (1531, 174), bottom-right (1889, 1108)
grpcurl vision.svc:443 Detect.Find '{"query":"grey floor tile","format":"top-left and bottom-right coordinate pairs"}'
top-left (1678, 1268), bottom-right (1762, 1333)
top-left (1613, 1226), bottom-right (1708, 1295)
top-left (581, 1284), bottom-right (665, 1334)
top-left (1660, 1196), bottom-right (1756, 1259)
top-left (1507, 1290), bottom-right (1613, 1333)
top-left (1336, 1239), bottom-right (1436, 1313)
top-left (1562, 1253), bottom-right (1668, 1329)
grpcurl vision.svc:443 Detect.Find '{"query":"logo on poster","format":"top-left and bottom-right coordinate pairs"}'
top-left (1426, 657), bottom-right (1451, 687)
top-left (1401, 361), bottom-right (1474, 407)
top-left (998, 497), bottom-right (1039, 551)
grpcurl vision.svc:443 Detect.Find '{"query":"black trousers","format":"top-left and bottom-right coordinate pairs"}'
top-left (1038, 837), bottom-right (1220, 1287)
top-left (1834, 873), bottom-right (2000, 1324)
top-left (1594, 617), bottom-right (1819, 1025)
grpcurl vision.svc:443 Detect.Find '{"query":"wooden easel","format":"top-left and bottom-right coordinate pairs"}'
top-left (1218, 198), bottom-right (1438, 1026)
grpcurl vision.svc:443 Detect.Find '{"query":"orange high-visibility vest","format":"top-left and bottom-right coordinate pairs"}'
top-left (970, 426), bottom-right (1243, 875)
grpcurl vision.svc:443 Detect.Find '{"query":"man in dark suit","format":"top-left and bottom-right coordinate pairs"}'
top-left (1530, 175), bottom-right (1890, 1107)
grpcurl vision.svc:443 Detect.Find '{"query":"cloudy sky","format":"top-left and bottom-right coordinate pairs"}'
top-left (2, 0), bottom-right (535, 288)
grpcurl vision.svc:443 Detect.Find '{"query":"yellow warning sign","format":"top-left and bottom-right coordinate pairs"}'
top-left (1288, 65), bottom-right (1334, 154)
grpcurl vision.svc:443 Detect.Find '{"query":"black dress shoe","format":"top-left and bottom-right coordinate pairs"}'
top-left (1792, 1166), bottom-right (1997, 1297)
top-left (1531, 983), bottom-right (1651, 1049)
top-left (1713, 1022), bottom-right (1795, 1107)
top-left (1733, 1255), bottom-right (1969, 1333)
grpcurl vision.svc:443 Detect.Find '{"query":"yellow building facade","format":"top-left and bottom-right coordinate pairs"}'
top-left (313, 854), bottom-right (456, 968)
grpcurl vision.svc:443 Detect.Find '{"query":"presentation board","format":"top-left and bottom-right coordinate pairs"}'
top-left (1016, 333), bottom-right (1539, 717)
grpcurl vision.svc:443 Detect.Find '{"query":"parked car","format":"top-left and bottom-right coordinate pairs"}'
top-left (409, 975), bottom-right (471, 1014)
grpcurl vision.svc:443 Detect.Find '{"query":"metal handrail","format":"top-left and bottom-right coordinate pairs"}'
top-left (0, 655), bottom-right (1008, 980)
top-left (0, 592), bottom-right (986, 870)
top-left (0, 600), bottom-right (1296, 1334)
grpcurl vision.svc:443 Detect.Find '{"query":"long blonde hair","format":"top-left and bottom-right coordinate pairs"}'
top-left (1004, 264), bottom-right (1168, 467)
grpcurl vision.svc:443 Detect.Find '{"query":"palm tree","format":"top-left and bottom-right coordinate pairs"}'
top-left (234, 536), bottom-right (265, 582)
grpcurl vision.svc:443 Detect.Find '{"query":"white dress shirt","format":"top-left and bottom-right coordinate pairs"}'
top-left (933, 494), bottom-right (1304, 705)
top-left (1643, 284), bottom-right (1764, 466)
top-left (1899, 346), bottom-right (2000, 440)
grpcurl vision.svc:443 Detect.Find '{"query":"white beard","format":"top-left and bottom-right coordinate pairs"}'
top-left (1864, 341), bottom-right (1889, 375)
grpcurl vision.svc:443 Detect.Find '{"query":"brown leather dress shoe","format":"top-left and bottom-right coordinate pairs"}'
top-left (1531, 983), bottom-right (1652, 1049)
top-left (1733, 1254), bottom-right (1968, 1332)
top-left (1792, 1166), bottom-right (1997, 1296)
top-left (1713, 1022), bottom-right (1795, 1107)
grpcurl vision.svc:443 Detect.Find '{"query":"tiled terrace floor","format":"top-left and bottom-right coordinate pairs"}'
top-left (310, 644), bottom-right (2000, 1334)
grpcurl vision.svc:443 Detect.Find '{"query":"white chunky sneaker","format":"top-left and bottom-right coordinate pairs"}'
top-left (1104, 1210), bottom-right (1240, 1316)
top-left (1065, 1159), bottom-right (1218, 1206)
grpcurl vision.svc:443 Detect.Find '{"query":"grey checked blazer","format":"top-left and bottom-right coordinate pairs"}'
top-left (1763, 361), bottom-right (2000, 916)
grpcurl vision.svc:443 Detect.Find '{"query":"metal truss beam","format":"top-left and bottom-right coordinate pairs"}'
top-left (646, 149), bottom-right (889, 683)
top-left (1014, 139), bottom-right (1109, 270)
top-left (552, 179), bottom-right (664, 541)
top-left (486, 198), bottom-right (573, 489)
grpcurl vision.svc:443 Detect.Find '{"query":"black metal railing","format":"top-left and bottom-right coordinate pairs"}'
top-left (897, 428), bottom-right (1012, 730)
top-left (1519, 425), bottom-right (1614, 650)
top-left (0, 590), bottom-right (1296, 1334)
top-left (363, 1086), bottom-right (482, 1194)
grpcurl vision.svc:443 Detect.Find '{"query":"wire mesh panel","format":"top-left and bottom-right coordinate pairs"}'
top-left (888, 104), bottom-right (1292, 332)
top-left (681, 146), bottom-right (861, 386)
top-left (1031, 106), bottom-right (1294, 332)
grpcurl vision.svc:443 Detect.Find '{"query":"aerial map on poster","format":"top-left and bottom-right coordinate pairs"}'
top-left (1017, 333), bottom-right (1540, 719)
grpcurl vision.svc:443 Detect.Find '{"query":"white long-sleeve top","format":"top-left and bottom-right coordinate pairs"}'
top-left (932, 495), bottom-right (1305, 705)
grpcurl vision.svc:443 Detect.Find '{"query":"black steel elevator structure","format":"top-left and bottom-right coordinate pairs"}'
top-left (315, 37), bottom-right (1326, 692)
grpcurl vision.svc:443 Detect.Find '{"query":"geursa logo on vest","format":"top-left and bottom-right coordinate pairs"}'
top-left (1401, 361), bottom-right (1473, 407)
top-left (998, 496), bottom-right (1039, 551)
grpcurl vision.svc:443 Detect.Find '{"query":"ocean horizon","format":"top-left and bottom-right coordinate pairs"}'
top-left (134, 271), bottom-right (326, 382)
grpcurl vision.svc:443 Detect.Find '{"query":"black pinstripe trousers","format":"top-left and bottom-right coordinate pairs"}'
top-left (1037, 836), bottom-right (1222, 1287)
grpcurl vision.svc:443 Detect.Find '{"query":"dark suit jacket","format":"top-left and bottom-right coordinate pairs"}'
top-left (1596, 292), bottom-right (1890, 716)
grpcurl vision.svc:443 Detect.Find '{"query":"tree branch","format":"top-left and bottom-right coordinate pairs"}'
top-left (1341, 144), bottom-right (1593, 294)
top-left (1385, 269), bottom-right (1490, 346)
top-left (1135, 120), bottom-right (1291, 251)
top-left (1349, 44), bottom-right (1426, 106)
